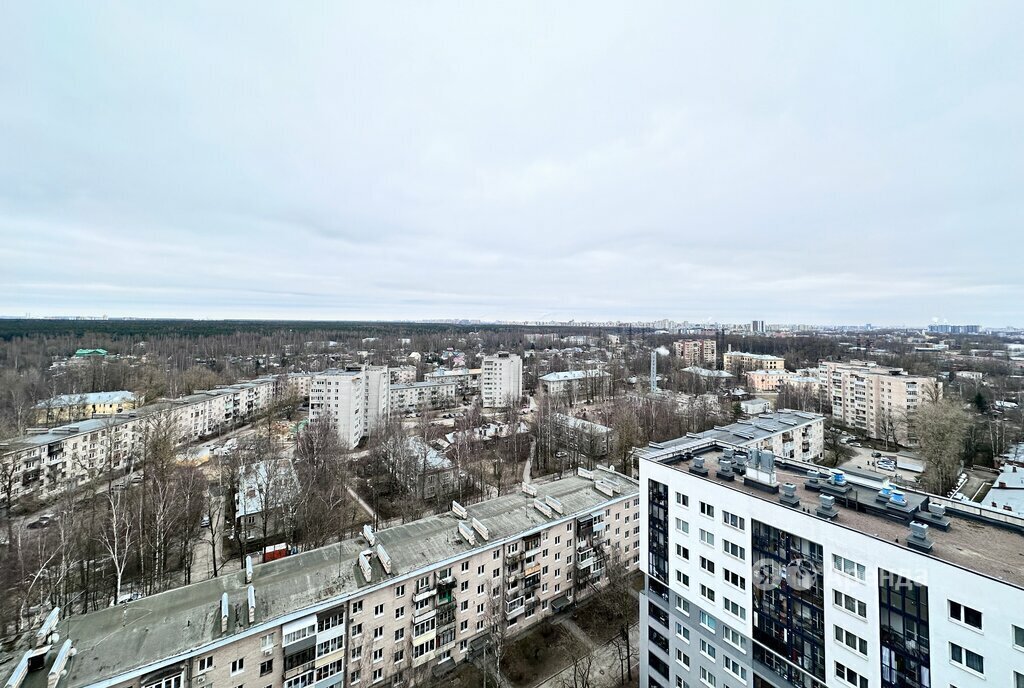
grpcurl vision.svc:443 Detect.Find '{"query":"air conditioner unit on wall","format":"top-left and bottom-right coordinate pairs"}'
top-left (196, 676), bottom-right (207, 686)
top-left (262, 646), bottom-right (273, 656)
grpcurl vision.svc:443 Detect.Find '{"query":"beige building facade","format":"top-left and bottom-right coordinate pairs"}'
top-left (671, 339), bottom-right (717, 367)
top-left (15, 470), bottom-right (640, 688)
top-left (818, 359), bottom-right (941, 444)
top-left (722, 350), bottom-right (785, 372)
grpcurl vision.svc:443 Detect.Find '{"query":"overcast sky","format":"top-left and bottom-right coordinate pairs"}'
top-left (1, 3), bottom-right (1022, 326)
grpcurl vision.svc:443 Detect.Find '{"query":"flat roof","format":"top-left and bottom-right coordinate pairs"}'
top-left (644, 444), bottom-right (1024, 590)
top-left (33, 391), bottom-right (136, 409)
top-left (724, 351), bottom-right (785, 360)
top-left (13, 472), bottom-right (636, 688)
top-left (539, 370), bottom-right (609, 382)
top-left (636, 411), bottom-right (823, 460)
top-left (391, 381), bottom-right (454, 390)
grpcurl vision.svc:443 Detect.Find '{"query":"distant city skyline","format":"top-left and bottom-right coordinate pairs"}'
top-left (2, 4), bottom-right (1022, 325)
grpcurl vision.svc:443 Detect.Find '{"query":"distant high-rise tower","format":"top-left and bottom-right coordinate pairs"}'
top-left (751, 319), bottom-right (766, 333)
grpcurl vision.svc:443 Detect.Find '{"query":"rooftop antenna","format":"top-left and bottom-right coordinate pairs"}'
top-left (650, 350), bottom-right (657, 394)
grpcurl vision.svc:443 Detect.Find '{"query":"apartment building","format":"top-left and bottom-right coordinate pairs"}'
top-left (424, 368), bottom-right (481, 395)
top-left (389, 366), bottom-right (418, 385)
top-left (0, 377), bottom-right (281, 504)
top-left (722, 351), bottom-right (785, 373)
top-left (33, 390), bottom-right (142, 425)
top-left (641, 411), bottom-right (824, 464)
top-left (745, 370), bottom-right (819, 394)
top-left (818, 360), bottom-right (941, 445)
top-left (639, 436), bottom-right (1024, 688)
top-left (672, 340), bottom-right (717, 367)
top-left (552, 414), bottom-right (615, 459)
top-left (538, 370), bottom-right (611, 402)
top-left (310, 368), bottom-right (390, 450)
top-left (9, 469), bottom-right (640, 688)
top-left (481, 353), bottom-right (522, 408)
top-left (390, 381), bottom-right (457, 413)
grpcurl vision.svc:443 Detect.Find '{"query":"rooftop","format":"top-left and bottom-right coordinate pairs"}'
top-left (539, 369), bottom-right (609, 382)
top-left (644, 442), bottom-right (1024, 591)
top-left (553, 413), bottom-right (613, 434)
top-left (5, 472), bottom-right (636, 688)
top-left (637, 411), bottom-right (823, 460)
top-left (725, 351), bottom-right (785, 360)
top-left (681, 366), bottom-right (732, 378)
top-left (391, 380), bottom-right (455, 390)
top-left (33, 391), bottom-right (137, 409)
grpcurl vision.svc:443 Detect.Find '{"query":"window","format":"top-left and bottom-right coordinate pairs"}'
top-left (373, 626), bottom-right (383, 639)
top-left (350, 670), bottom-right (361, 684)
top-left (699, 666), bottom-right (716, 688)
top-left (461, 561), bottom-right (469, 572)
top-left (351, 647), bottom-right (362, 660)
top-left (723, 625), bottom-right (746, 653)
top-left (675, 649), bottom-right (690, 670)
top-left (723, 568), bottom-right (745, 590)
top-left (675, 622), bottom-right (689, 642)
top-left (699, 638), bottom-right (716, 661)
top-left (722, 539), bottom-right (745, 560)
top-left (699, 557), bottom-right (715, 574)
top-left (699, 611), bottom-right (716, 632)
top-left (393, 650), bottom-right (405, 663)
top-left (395, 606), bottom-right (405, 619)
top-left (493, 549), bottom-right (500, 559)
top-left (477, 565), bottom-right (485, 575)
top-left (316, 636), bottom-right (343, 657)
top-left (372, 669), bottom-right (383, 683)
top-left (197, 657), bottom-right (213, 673)
top-left (318, 612), bottom-right (343, 632)
top-left (834, 625), bottom-right (868, 655)
top-left (231, 659), bottom-right (244, 675)
top-left (394, 628), bottom-right (405, 641)
top-left (675, 518), bottom-right (689, 534)
top-left (722, 511), bottom-right (744, 530)
top-left (372, 648), bottom-right (383, 663)
top-left (833, 590), bottom-right (867, 618)
top-left (834, 661), bottom-right (868, 688)
top-left (373, 604), bottom-right (384, 617)
top-left (700, 584), bottom-right (715, 603)
top-left (948, 601), bottom-right (983, 630)
top-left (675, 544), bottom-right (689, 560)
top-left (723, 597), bottom-right (746, 620)
top-left (832, 554), bottom-right (865, 581)
top-left (699, 529), bottom-right (714, 546)
top-left (260, 660), bottom-right (273, 676)
top-left (949, 643), bottom-right (984, 675)
top-left (395, 584), bottom-right (405, 597)
top-left (351, 623), bottom-right (363, 637)
top-left (699, 502), bottom-right (714, 518)
top-left (1016, 672), bottom-right (1024, 688)
top-left (1015, 625), bottom-right (1024, 649)
top-left (352, 601), bottom-right (363, 614)
top-left (676, 596), bottom-right (690, 616)
top-left (675, 492), bottom-right (689, 507)
top-left (724, 656), bottom-right (747, 682)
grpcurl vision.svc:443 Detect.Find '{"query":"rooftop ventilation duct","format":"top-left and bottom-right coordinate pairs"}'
top-left (779, 482), bottom-right (800, 508)
top-left (545, 495), bottom-right (564, 514)
top-left (716, 458), bottom-right (735, 481)
top-left (376, 543), bottom-right (392, 575)
top-left (915, 501), bottom-right (952, 530)
top-left (362, 524), bottom-right (376, 547)
top-left (5, 652), bottom-right (29, 688)
top-left (457, 521), bottom-right (476, 545)
top-left (220, 593), bottom-right (230, 633)
top-left (577, 467), bottom-right (594, 479)
top-left (247, 586), bottom-right (256, 624)
top-left (358, 551), bottom-right (373, 582)
top-left (594, 480), bottom-right (615, 497)
top-left (521, 483), bottom-right (537, 497)
top-left (472, 517), bottom-right (490, 541)
top-left (907, 522), bottom-right (934, 552)
top-left (533, 498), bottom-right (552, 518)
top-left (245, 555), bottom-right (254, 584)
top-left (688, 456), bottom-right (709, 477)
top-left (451, 501), bottom-right (468, 519)
top-left (36, 608), bottom-right (60, 648)
top-left (815, 494), bottom-right (839, 520)
top-left (805, 469), bottom-right (820, 487)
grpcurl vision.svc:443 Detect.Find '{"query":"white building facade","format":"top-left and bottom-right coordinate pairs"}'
top-left (481, 353), bottom-right (522, 408)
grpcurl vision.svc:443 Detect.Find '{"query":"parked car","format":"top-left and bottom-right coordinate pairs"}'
top-left (877, 460), bottom-right (897, 471)
top-left (871, 451), bottom-right (882, 458)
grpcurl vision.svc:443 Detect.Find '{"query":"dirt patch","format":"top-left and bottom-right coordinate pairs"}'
top-left (501, 623), bottom-right (574, 686)
top-left (419, 661), bottom-right (497, 688)
top-left (571, 585), bottom-right (639, 644)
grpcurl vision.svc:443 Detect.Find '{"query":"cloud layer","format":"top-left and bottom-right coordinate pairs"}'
top-left (2, 3), bottom-right (1022, 325)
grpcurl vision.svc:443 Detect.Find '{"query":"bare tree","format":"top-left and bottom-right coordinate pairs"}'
top-left (914, 399), bottom-right (970, 495)
top-left (99, 488), bottom-right (135, 604)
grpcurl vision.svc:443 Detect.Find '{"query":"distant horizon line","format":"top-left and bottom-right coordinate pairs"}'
top-left (0, 314), bottom-right (1008, 330)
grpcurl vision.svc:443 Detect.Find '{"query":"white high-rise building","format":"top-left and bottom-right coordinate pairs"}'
top-left (481, 352), bottom-right (522, 408)
top-left (309, 366), bottom-right (390, 449)
top-left (638, 431), bottom-right (1024, 688)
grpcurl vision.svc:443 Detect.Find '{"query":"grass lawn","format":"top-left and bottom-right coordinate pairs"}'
top-left (501, 623), bottom-right (574, 686)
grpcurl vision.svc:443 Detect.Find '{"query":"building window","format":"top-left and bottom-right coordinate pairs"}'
top-left (699, 502), bottom-right (714, 518)
top-left (699, 638), bottom-right (716, 661)
top-left (675, 544), bottom-right (689, 560)
top-left (260, 660), bottom-right (273, 676)
top-left (834, 625), bottom-right (868, 655)
top-left (675, 492), bottom-right (688, 507)
top-left (723, 568), bottom-right (745, 590)
top-left (699, 584), bottom-right (715, 603)
top-left (699, 611), bottom-right (716, 632)
top-left (198, 657), bottom-right (213, 673)
top-left (699, 557), bottom-right (715, 574)
top-left (1014, 625), bottom-right (1024, 649)
top-left (722, 511), bottom-right (744, 530)
top-left (834, 661), bottom-right (868, 688)
top-left (394, 650), bottom-right (404, 663)
top-left (352, 601), bottom-right (363, 614)
top-left (231, 659), bottom-right (244, 675)
top-left (675, 518), bottom-right (689, 534)
top-left (699, 666), bottom-right (716, 688)
top-left (723, 597), bottom-right (745, 620)
top-left (395, 584), bottom-right (405, 597)
top-left (724, 656), bottom-right (747, 682)
top-left (948, 600), bottom-right (983, 630)
top-left (833, 590), bottom-right (867, 618)
top-left (723, 625), bottom-right (746, 653)
top-left (949, 643), bottom-right (984, 675)
top-left (832, 554), bottom-right (865, 581)
top-left (699, 529), bottom-right (714, 546)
